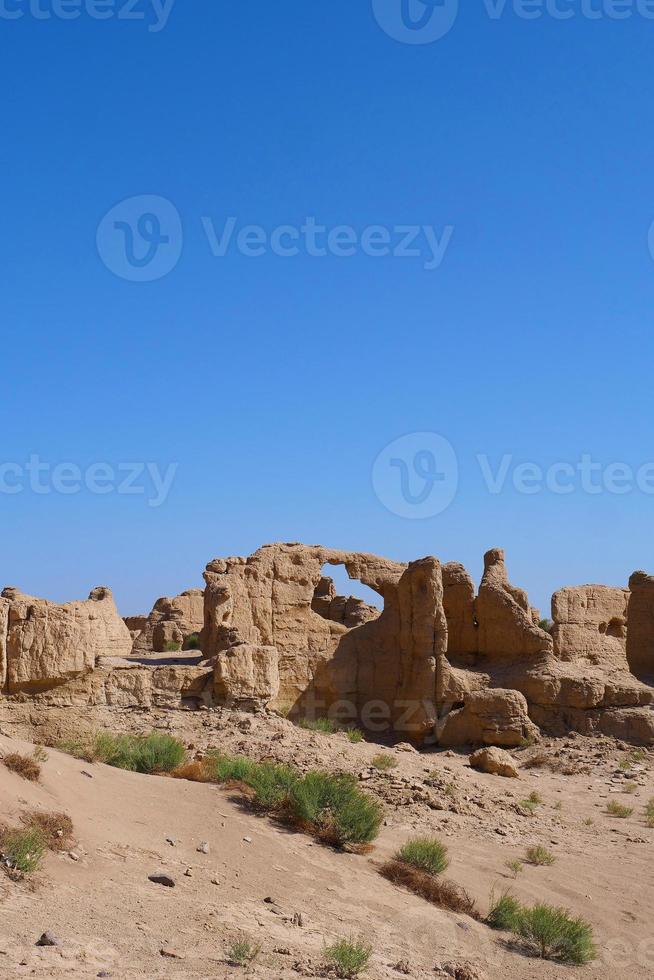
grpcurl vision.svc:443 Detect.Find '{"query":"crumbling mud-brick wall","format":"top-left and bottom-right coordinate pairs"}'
top-left (0, 586), bottom-right (132, 694)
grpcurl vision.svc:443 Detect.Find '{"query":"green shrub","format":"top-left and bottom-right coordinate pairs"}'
top-left (395, 837), bottom-right (448, 876)
top-left (324, 937), bottom-right (372, 978)
top-left (0, 827), bottom-right (46, 874)
top-left (345, 728), bottom-right (364, 743)
top-left (488, 891), bottom-right (522, 930)
top-left (206, 752), bottom-right (257, 784)
top-left (514, 904), bottom-right (596, 964)
top-left (245, 761), bottom-right (299, 810)
top-left (606, 800), bottom-right (633, 818)
top-left (226, 938), bottom-right (258, 966)
top-left (289, 770), bottom-right (382, 847)
top-left (525, 845), bottom-right (555, 866)
top-left (204, 754), bottom-right (382, 848)
top-left (645, 797), bottom-right (654, 827)
top-left (184, 633), bottom-right (201, 650)
top-left (519, 799), bottom-right (539, 815)
top-left (59, 732), bottom-right (186, 774)
top-left (505, 859), bottom-right (523, 878)
top-left (297, 717), bottom-right (337, 733)
top-left (164, 641), bottom-right (181, 652)
top-left (372, 753), bottom-right (397, 771)
top-left (55, 737), bottom-right (94, 761)
top-left (132, 734), bottom-right (186, 774)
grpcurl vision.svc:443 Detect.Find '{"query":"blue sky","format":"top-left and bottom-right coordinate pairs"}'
top-left (2, 0), bottom-right (654, 616)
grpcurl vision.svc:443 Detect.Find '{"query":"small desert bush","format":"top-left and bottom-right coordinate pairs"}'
top-left (517, 735), bottom-right (537, 749)
top-left (519, 798), bottom-right (539, 815)
top-left (624, 781), bottom-right (638, 794)
top-left (206, 752), bottom-right (258, 784)
top-left (487, 891), bottom-right (522, 930)
top-left (32, 746), bottom-right (49, 764)
top-left (606, 800), bottom-right (633, 819)
top-left (205, 753), bottom-right (382, 848)
top-left (514, 903), bottom-right (596, 964)
top-left (55, 736), bottom-right (95, 761)
top-left (289, 770), bottom-right (383, 847)
top-left (505, 859), bottom-right (523, 878)
top-left (372, 753), bottom-right (397, 771)
top-left (324, 937), bottom-right (372, 978)
top-left (21, 810), bottom-right (73, 849)
top-left (164, 641), bottom-right (181, 652)
top-left (645, 798), bottom-right (654, 827)
top-left (2, 751), bottom-right (41, 782)
top-left (395, 837), bottom-right (449, 876)
top-left (582, 817), bottom-right (594, 827)
top-left (297, 717), bottom-right (337, 734)
top-left (184, 633), bottom-right (201, 650)
top-left (0, 826), bottom-right (46, 874)
top-left (345, 728), bottom-right (364, 743)
top-left (245, 761), bottom-right (299, 810)
top-left (380, 860), bottom-right (478, 917)
top-left (226, 938), bottom-right (258, 967)
top-left (525, 845), bottom-right (555, 866)
top-left (58, 731), bottom-right (185, 774)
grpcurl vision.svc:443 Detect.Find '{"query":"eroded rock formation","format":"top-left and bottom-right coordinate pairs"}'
top-left (627, 572), bottom-right (654, 681)
top-left (201, 544), bottom-right (445, 739)
top-left (1, 542), bottom-right (653, 748)
top-left (132, 589), bottom-right (204, 655)
top-left (0, 586), bottom-right (132, 694)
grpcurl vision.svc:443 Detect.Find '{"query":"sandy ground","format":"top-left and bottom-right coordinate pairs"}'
top-left (0, 715), bottom-right (653, 979)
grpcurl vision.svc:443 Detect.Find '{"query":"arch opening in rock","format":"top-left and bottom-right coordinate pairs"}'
top-left (311, 563), bottom-right (382, 629)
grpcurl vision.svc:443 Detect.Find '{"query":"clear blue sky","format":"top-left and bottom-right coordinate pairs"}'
top-left (2, 1), bottom-right (654, 617)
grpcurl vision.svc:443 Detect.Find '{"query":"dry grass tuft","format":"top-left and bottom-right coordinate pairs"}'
top-left (380, 860), bottom-right (478, 918)
top-left (2, 752), bottom-right (41, 782)
top-left (606, 800), bottom-right (633, 819)
top-left (169, 760), bottom-right (213, 783)
top-left (21, 810), bottom-right (73, 849)
top-left (525, 845), bottom-right (556, 866)
top-left (522, 751), bottom-right (550, 769)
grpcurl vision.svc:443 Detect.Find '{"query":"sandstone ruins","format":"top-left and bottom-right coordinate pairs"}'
top-left (1, 543), bottom-right (653, 747)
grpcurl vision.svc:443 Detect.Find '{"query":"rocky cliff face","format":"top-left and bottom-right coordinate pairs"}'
top-left (0, 586), bottom-right (132, 694)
